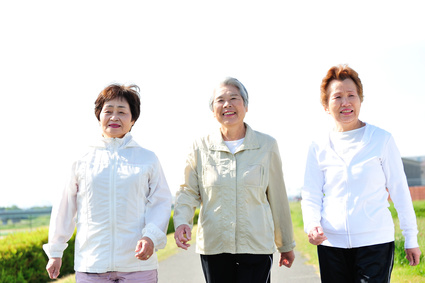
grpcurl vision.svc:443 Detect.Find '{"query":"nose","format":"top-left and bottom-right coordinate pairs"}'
top-left (341, 96), bottom-right (350, 106)
top-left (110, 112), bottom-right (119, 120)
top-left (223, 99), bottom-right (232, 107)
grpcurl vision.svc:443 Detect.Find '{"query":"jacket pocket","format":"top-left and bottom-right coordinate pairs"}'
top-left (203, 161), bottom-right (231, 187)
top-left (242, 164), bottom-right (263, 187)
top-left (203, 164), bottom-right (225, 187)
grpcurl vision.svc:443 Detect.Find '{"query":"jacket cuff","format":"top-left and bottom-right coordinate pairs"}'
top-left (173, 217), bottom-right (193, 230)
top-left (142, 223), bottom-right (167, 250)
top-left (277, 241), bottom-right (296, 253)
top-left (42, 243), bottom-right (68, 258)
top-left (404, 235), bottom-right (419, 249)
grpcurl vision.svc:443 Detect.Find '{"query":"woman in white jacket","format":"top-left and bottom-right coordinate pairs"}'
top-left (43, 84), bottom-right (172, 282)
top-left (301, 65), bottom-right (421, 282)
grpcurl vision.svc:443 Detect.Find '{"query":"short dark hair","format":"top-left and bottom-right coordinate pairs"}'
top-left (94, 84), bottom-right (141, 122)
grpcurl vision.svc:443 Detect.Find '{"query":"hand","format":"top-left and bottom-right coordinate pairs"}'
top-left (174, 224), bottom-right (192, 250)
top-left (279, 250), bottom-right (295, 268)
top-left (46, 257), bottom-right (62, 279)
top-left (308, 226), bottom-right (327, 245)
top-left (135, 237), bottom-right (154, 261)
top-left (405, 247), bottom-right (421, 266)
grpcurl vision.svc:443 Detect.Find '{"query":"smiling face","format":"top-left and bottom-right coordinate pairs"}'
top-left (325, 79), bottom-right (362, 132)
top-left (212, 84), bottom-right (248, 129)
top-left (99, 98), bottom-right (134, 138)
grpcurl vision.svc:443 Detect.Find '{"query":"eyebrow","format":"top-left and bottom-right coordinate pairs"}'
top-left (104, 104), bottom-right (128, 108)
top-left (215, 93), bottom-right (240, 99)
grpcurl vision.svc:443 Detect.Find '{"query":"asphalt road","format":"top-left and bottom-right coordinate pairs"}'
top-left (158, 244), bottom-right (320, 283)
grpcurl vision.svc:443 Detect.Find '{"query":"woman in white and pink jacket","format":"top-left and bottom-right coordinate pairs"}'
top-left (301, 65), bottom-right (421, 283)
top-left (43, 84), bottom-right (172, 283)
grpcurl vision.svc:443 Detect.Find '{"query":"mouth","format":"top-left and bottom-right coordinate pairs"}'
top-left (223, 111), bottom-right (236, 116)
top-left (109, 124), bottom-right (121, 128)
top-left (340, 109), bottom-right (353, 114)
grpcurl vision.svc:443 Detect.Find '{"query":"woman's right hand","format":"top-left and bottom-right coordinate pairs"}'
top-left (308, 226), bottom-right (327, 245)
top-left (46, 257), bottom-right (62, 279)
top-left (174, 224), bottom-right (192, 250)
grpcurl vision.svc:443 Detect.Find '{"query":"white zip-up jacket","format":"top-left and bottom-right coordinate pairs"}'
top-left (43, 133), bottom-right (172, 272)
top-left (301, 123), bottom-right (419, 249)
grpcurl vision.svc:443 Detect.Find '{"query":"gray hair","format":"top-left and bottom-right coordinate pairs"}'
top-left (209, 77), bottom-right (249, 111)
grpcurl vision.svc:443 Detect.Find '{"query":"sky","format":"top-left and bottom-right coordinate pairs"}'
top-left (1, 1), bottom-right (424, 208)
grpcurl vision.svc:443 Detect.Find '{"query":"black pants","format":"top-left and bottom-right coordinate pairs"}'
top-left (317, 242), bottom-right (395, 283)
top-left (200, 253), bottom-right (273, 283)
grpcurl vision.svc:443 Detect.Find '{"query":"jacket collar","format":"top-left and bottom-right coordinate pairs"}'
top-left (325, 122), bottom-right (375, 155)
top-left (209, 123), bottom-right (260, 153)
top-left (92, 132), bottom-right (139, 149)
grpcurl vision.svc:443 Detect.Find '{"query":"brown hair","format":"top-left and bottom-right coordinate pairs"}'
top-left (320, 65), bottom-right (363, 106)
top-left (94, 84), bottom-right (141, 122)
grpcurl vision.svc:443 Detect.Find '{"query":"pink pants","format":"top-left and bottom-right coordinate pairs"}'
top-left (75, 270), bottom-right (158, 283)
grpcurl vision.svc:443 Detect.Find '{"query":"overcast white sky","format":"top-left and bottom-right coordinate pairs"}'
top-left (1, 1), bottom-right (424, 208)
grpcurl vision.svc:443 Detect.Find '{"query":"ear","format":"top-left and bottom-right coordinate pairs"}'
top-left (323, 105), bottom-right (330, 114)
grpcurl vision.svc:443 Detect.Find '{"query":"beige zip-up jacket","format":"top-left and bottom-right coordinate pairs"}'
top-left (174, 124), bottom-right (295, 255)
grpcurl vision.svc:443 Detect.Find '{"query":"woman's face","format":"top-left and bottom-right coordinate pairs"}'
top-left (212, 84), bottom-right (248, 129)
top-left (325, 79), bottom-right (362, 131)
top-left (99, 98), bottom-right (134, 138)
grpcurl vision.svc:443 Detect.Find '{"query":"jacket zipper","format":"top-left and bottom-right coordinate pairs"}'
top-left (345, 164), bottom-right (352, 248)
top-left (110, 140), bottom-right (119, 269)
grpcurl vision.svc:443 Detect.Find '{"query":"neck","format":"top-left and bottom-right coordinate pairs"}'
top-left (220, 123), bottom-right (246, 141)
top-left (335, 119), bottom-right (365, 132)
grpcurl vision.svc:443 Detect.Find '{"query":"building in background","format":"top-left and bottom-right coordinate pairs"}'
top-left (402, 156), bottom-right (425, 187)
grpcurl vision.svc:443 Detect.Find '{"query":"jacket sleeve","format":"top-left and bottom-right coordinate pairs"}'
top-left (382, 136), bottom-right (419, 249)
top-left (173, 143), bottom-right (202, 229)
top-left (267, 141), bottom-right (296, 253)
top-left (143, 156), bottom-right (172, 250)
top-left (301, 143), bottom-right (325, 234)
top-left (42, 162), bottom-right (78, 258)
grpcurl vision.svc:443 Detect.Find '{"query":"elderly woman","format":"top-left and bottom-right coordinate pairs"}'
top-left (301, 65), bottom-right (421, 282)
top-left (43, 84), bottom-right (172, 283)
top-left (173, 77), bottom-right (295, 283)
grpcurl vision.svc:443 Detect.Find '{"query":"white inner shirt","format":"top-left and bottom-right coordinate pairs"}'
top-left (330, 126), bottom-right (365, 163)
top-left (224, 138), bottom-right (244, 154)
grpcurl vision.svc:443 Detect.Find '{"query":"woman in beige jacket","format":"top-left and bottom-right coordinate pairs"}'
top-left (173, 77), bottom-right (295, 283)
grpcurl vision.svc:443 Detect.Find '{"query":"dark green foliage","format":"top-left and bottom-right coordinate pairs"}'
top-left (0, 228), bottom-right (76, 283)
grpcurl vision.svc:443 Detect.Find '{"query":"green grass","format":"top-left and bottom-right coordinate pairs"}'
top-left (290, 200), bottom-right (425, 282)
top-left (0, 215), bottom-right (50, 237)
top-left (289, 202), bottom-right (320, 273)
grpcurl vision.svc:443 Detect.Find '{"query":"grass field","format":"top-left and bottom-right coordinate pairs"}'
top-left (0, 215), bottom-right (50, 237)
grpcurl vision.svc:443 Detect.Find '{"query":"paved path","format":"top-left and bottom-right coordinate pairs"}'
top-left (158, 244), bottom-right (320, 283)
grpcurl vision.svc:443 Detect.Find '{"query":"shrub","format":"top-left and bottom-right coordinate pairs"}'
top-left (0, 228), bottom-right (76, 283)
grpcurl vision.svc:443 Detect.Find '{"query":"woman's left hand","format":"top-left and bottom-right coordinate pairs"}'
top-left (405, 247), bottom-right (421, 266)
top-left (279, 250), bottom-right (295, 268)
top-left (135, 237), bottom-right (154, 261)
